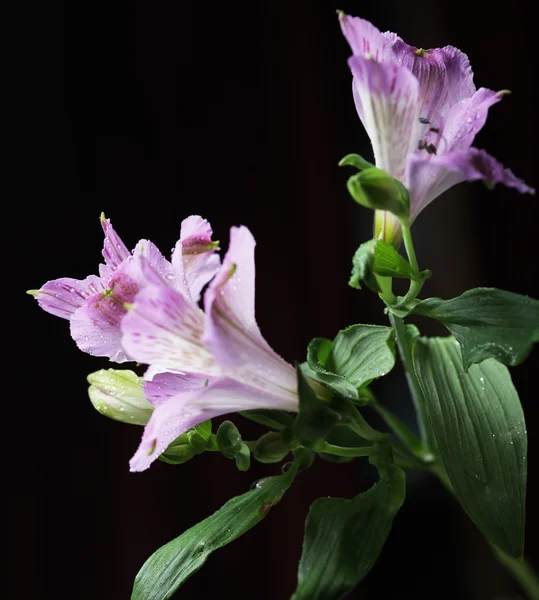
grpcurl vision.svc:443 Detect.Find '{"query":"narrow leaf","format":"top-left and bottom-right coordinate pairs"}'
top-left (292, 458), bottom-right (405, 600)
top-left (414, 336), bottom-right (527, 557)
top-left (412, 288), bottom-right (539, 368)
top-left (131, 453), bottom-right (307, 600)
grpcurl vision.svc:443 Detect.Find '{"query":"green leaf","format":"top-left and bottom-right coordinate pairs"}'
top-left (414, 336), bottom-right (527, 557)
top-left (131, 453), bottom-right (308, 600)
top-left (412, 288), bottom-right (539, 369)
top-left (349, 240), bottom-right (378, 291)
top-left (346, 167), bottom-right (409, 220)
top-left (306, 338), bottom-right (360, 400)
top-left (372, 239), bottom-right (417, 280)
top-left (338, 153), bottom-right (375, 171)
top-left (306, 326), bottom-right (396, 401)
top-left (291, 456), bottom-right (405, 600)
top-left (331, 325), bottom-right (396, 390)
top-left (349, 239), bottom-right (420, 292)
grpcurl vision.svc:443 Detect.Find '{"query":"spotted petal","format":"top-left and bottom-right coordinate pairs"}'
top-left (29, 275), bottom-right (105, 319)
top-left (339, 13), bottom-right (396, 63)
top-left (144, 372), bottom-right (210, 407)
top-left (171, 215), bottom-right (220, 302)
top-left (129, 377), bottom-right (295, 472)
top-left (121, 283), bottom-right (220, 375)
top-left (349, 55), bottom-right (419, 179)
top-left (99, 215), bottom-right (131, 281)
top-left (70, 272), bottom-right (139, 362)
top-left (407, 148), bottom-right (535, 219)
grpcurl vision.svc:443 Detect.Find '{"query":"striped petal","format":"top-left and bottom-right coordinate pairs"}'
top-left (349, 55), bottom-right (419, 180)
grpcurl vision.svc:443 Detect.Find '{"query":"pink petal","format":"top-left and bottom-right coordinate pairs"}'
top-left (99, 215), bottom-right (131, 281)
top-left (339, 13), bottom-right (396, 63)
top-left (407, 148), bottom-right (535, 219)
top-left (440, 88), bottom-right (502, 153)
top-left (129, 377), bottom-right (296, 472)
top-left (70, 272), bottom-right (139, 362)
top-left (121, 283), bottom-right (220, 375)
top-left (349, 55), bottom-right (419, 179)
top-left (144, 372), bottom-right (210, 407)
top-left (171, 215), bottom-right (221, 302)
top-left (203, 226), bottom-right (297, 399)
top-left (389, 39), bottom-right (476, 122)
top-left (30, 275), bottom-right (105, 320)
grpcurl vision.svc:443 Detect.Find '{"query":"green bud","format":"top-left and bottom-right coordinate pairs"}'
top-left (216, 421), bottom-right (243, 458)
top-left (187, 430), bottom-right (211, 453)
top-left (347, 167), bottom-right (410, 221)
top-left (87, 369), bottom-right (153, 425)
top-left (234, 443), bottom-right (251, 471)
top-left (159, 434), bottom-right (196, 465)
top-left (253, 431), bottom-right (296, 464)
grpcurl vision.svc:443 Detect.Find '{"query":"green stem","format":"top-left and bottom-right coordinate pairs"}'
top-left (401, 222), bottom-right (419, 276)
top-left (315, 441), bottom-right (374, 458)
top-left (433, 465), bottom-right (539, 599)
top-left (493, 548), bottom-right (539, 600)
top-left (389, 312), bottom-right (435, 450)
top-left (362, 388), bottom-right (426, 457)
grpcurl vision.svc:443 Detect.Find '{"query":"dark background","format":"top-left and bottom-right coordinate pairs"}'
top-left (9, 1), bottom-right (538, 598)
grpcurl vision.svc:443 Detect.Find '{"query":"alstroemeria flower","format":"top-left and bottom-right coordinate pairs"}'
top-left (339, 13), bottom-right (535, 245)
top-left (121, 226), bottom-right (298, 472)
top-left (29, 214), bottom-right (220, 362)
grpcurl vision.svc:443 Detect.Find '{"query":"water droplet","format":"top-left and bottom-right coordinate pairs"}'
top-left (250, 478), bottom-right (268, 490)
top-left (281, 462), bottom-right (293, 473)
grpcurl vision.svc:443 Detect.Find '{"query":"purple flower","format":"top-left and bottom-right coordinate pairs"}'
top-left (339, 13), bottom-right (535, 244)
top-left (29, 214), bottom-right (220, 362)
top-left (121, 226), bottom-right (298, 472)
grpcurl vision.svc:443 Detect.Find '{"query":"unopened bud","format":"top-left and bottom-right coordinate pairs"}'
top-left (87, 369), bottom-right (153, 425)
top-left (347, 167), bottom-right (409, 221)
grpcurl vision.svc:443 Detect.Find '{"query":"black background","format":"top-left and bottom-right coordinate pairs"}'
top-left (9, 1), bottom-right (538, 598)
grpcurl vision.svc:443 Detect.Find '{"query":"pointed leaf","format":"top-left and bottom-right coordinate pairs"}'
top-left (292, 458), bottom-right (405, 600)
top-left (331, 325), bottom-right (396, 389)
top-left (306, 326), bottom-right (395, 400)
top-left (349, 240), bottom-right (378, 291)
top-left (372, 240), bottom-right (417, 280)
top-left (414, 336), bottom-right (527, 557)
top-left (412, 288), bottom-right (539, 369)
top-left (131, 452), bottom-right (308, 600)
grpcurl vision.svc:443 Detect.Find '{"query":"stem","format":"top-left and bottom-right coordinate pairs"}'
top-left (433, 465), bottom-right (539, 599)
top-left (362, 388), bottom-right (426, 457)
top-left (401, 222), bottom-right (419, 276)
top-left (493, 548), bottom-right (539, 600)
top-left (389, 312), bottom-right (435, 450)
top-left (315, 441), bottom-right (374, 458)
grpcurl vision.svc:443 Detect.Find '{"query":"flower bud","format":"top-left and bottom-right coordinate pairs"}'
top-left (347, 167), bottom-right (409, 221)
top-left (159, 434), bottom-right (196, 465)
top-left (87, 369), bottom-right (153, 425)
top-left (253, 431), bottom-right (295, 464)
